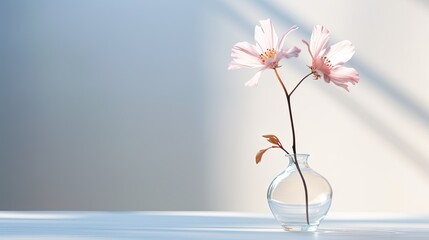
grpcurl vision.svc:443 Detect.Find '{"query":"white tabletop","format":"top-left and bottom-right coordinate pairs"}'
top-left (0, 212), bottom-right (428, 239)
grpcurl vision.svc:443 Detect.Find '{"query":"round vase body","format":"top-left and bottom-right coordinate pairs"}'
top-left (267, 154), bottom-right (332, 232)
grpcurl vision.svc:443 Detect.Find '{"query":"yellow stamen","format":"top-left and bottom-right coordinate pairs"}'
top-left (259, 48), bottom-right (277, 64)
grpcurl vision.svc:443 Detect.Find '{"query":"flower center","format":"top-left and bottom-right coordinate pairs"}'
top-left (311, 56), bottom-right (333, 79)
top-left (322, 56), bottom-right (333, 69)
top-left (259, 49), bottom-right (277, 64)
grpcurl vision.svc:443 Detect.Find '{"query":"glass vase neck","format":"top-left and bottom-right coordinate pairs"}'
top-left (286, 154), bottom-right (309, 167)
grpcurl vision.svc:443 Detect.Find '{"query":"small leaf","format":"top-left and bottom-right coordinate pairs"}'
top-left (262, 134), bottom-right (281, 146)
top-left (256, 147), bottom-right (271, 164)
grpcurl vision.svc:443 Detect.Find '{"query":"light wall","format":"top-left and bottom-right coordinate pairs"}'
top-left (0, 0), bottom-right (428, 214)
top-left (205, 0), bottom-right (429, 214)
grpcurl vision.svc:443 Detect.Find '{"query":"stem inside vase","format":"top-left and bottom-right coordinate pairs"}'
top-left (273, 68), bottom-right (310, 225)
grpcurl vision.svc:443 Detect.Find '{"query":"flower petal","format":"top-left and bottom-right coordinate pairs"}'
top-left (329, 66), bottom-right (359, 82)
top-left (268, 46), bottom-right (300, 68)
top-left (326, 66), bottom-right (359, 91)
top-left (228, 59), bottom-right (262, 70)
top-left (323, 73), bottom-right (331, 83)
top-left (255, 19), bottom-right (278, 52)
top-left (302, 39), bottom-right (313, 59)
top-left (229, 42), bottom-right (263, 69)
top-left (228, 61), bottom-right (248, 70)
top-left (278, 46), bottom-right (301, 59)
top-left (254, 25), bottom-right (266, 52)
top-left (277, 25), bottom-right (298, 50)
top-left (244, 70), bottom-right (264, 87)
top-left (310, 25), bottom-right (330, 57)
top-left (323, 40), bottom-right (355, 66)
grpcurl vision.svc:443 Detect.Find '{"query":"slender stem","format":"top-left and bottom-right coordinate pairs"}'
top-left (278, 146), bottom-right (290, 155)
top-left (273, 68), bottom-right (310, 225)
top-left (290, 72), bottom-right (314, 96)
top-left (273, 68), bottom-right (289, 97)
top-left (288, 104), bottom-right (310, 225)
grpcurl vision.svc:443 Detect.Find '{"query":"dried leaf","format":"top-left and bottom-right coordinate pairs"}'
top-left (256, 147), bottom-right (271, 164)
top-left (262, 134), bottom-right (281, 146)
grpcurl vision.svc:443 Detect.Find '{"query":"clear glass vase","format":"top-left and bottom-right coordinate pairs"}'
top-left (267, 154), bottom-right (332, 232)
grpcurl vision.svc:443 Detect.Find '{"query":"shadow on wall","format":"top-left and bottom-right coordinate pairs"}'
top-left (214, 0), bottom-right (429, 177)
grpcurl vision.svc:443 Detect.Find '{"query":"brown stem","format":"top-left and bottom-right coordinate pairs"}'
top-left (290, 72), bottom-right (314, 96)
top-left (278, 146), bottom-right (290, 155)
top-left (288, 107), bottom-right (310, 225)
top-left (273, 68), bottom-right (310, 225)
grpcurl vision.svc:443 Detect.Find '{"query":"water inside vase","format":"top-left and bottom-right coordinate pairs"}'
top-left (268, 198), bottom-right (331, 225)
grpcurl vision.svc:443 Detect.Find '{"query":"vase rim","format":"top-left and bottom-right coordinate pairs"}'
top-left (285, 154), bottom-right (310, 165)
top-left (285, 153), bottom-right (309, 157)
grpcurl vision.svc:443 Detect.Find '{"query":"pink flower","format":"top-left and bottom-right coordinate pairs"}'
top-left (302, 25), bottom-right (359, 91)
top-left (228, 19), bottom-right (301, 87)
